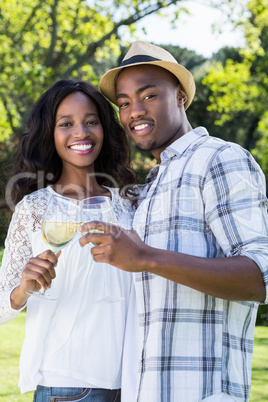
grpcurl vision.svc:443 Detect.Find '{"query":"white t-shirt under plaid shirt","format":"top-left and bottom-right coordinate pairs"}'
top-left (121, 127), bottom-right (268, 402)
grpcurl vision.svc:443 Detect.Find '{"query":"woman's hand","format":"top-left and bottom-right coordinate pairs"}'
top-left (10, 250), bottom-right (60, 309)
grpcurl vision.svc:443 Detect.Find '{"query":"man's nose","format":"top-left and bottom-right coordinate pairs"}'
top-left (130, 100), bottom-right (146, 120)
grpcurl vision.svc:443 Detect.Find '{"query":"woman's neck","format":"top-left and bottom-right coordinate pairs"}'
top-left (52, 171), bottom-right (111, 200)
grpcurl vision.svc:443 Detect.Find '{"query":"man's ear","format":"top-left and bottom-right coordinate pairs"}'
top-left (177, 88), bottom-right (187, 107)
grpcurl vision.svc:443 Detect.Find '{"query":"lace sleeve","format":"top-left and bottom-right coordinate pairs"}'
top-left (108, 188), bottom-right (136, 229)
top-left (0, 196), bottom-right (38, 324)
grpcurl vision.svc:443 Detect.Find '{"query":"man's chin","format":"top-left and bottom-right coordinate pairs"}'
top-left (135, 140), bottom-right (156, 152)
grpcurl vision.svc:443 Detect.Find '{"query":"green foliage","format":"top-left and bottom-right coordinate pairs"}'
top-left (202, 0), bottom-right (268, 160)
top-left (0, 139), bottom-right (15, 246)
top-left (251, 111), bottom-right (268, 181)
top-left (0, 0), bottom-right (113, 138)
top-left (256, 303), bottom-right (268, 326)
top-left (202, 59), bottom-right (262, 125)
top-left (0, 0), bottom-right (184, 141)
top-left (0, 248), bottom-right (4, 262)
top-left (243, 0), bottom-right (268, 58)
top-left (132, 150), bottom-right (157, 183)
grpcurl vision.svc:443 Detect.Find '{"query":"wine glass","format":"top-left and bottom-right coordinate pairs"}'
top-left (81, 195), bottom-right (124, 303)
top-left (28, 194), bottom-right (80, 299)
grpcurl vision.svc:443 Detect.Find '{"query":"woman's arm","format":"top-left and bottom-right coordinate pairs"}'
top-left (0, 197), bottom-right (58, 322)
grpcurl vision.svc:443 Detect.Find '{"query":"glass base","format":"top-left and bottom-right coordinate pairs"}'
top-left (95, 296), bottom-right (125, 304)
top-left (26, 289), bottom-right (56, 300)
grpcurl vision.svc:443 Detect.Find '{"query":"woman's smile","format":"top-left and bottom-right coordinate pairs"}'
top-left (68, 140), bottom-right (94, 154)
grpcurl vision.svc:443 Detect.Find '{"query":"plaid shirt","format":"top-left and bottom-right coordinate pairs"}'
top-left (125, 127), bottom-right (268, 402)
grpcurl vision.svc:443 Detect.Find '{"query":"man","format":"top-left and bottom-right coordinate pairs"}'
top-left (80, 41), bottom-right (268, 402)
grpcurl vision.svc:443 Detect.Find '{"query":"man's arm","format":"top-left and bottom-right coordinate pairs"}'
top-left (79, 224), bottom-right (266, 302)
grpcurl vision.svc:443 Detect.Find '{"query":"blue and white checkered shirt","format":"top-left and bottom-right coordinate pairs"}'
top-left (124, 127), bottom-right (268, 402)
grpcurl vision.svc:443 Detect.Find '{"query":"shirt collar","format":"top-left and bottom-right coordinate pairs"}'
top-left (160, 127), bottom-right (209, 163)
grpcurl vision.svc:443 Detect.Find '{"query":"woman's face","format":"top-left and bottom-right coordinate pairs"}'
top-left (54, 91), bottom-right (104, 173)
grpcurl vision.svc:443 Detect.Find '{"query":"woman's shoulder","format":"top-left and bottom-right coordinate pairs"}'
top-left (108, 187), bottom-right (134, 206)
top-left (22, 187), bottom-right (51, 206)
top-left (107, 187), bottom-right (136, 222)
top-left (14, 187), bottom-right (51, 228)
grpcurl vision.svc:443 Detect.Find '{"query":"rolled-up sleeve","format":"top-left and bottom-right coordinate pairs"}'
top-left (203, 143), bottom-right (268, 303)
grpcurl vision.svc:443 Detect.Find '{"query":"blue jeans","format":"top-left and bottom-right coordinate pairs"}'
top-left (33, 386), bottom-right (121, 402)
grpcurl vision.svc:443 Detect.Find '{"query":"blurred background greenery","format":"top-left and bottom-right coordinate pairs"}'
top-left (0, 0), bottom-right (268, 325)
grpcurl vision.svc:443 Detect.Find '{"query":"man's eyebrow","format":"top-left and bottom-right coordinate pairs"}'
top-left (136, 84), bottom-right (156, 95)
top-left (116, 84), bottom-right (156, 100)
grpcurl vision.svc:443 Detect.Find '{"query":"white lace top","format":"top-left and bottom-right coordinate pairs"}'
top-left (0, 186), bottom-right (135, 393)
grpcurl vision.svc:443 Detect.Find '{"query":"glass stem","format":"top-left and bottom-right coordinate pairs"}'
top-left (103, 266), bottom-right (110, 298)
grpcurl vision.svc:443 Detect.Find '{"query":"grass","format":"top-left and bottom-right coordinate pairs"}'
top-left (250, 326), bottom-right (268, 401)
top-left (0, 311), bottom-right (267, 401)
top-left (0, 311), bottom-right (34, 401)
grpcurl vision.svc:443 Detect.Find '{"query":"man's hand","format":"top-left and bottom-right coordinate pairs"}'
top-left (79, 221), bottom-right (149, 272)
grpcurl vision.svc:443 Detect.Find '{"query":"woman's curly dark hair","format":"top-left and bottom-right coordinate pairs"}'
top-left (11, 79), bottom-right (136, 205)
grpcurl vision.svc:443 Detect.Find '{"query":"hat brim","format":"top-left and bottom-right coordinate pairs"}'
top-left (99, 60), bottom-right (195, 110)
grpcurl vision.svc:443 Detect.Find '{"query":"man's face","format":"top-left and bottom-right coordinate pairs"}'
top-left (115, 64), bottom-right (187, 161)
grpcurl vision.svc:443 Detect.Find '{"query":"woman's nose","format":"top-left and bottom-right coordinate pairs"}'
top-left (73, 123), bottom-right (88, 136)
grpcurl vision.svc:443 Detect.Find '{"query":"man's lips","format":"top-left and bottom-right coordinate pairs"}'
top-left (131, 122), bottom-right (153, 134)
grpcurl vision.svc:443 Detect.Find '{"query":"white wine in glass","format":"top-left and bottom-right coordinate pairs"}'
top-left (41, 221), bottom-right (80, 253)
top-left (28, 194), bottom-right (80, 299)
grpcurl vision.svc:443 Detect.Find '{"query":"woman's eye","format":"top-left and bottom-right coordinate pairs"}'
top-left (86, 120), bottom-right (98, 125)
top-left (60, 122), bottom-right (71, 127)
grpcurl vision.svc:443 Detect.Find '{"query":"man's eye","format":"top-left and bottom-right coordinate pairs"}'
top-left (118, 102), bottom-right (129, 108)
top-left (144, 94), bottom-right (155, 100)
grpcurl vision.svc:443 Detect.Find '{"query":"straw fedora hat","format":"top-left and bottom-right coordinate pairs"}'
top-left (99, 41), bottom-right (196, 110)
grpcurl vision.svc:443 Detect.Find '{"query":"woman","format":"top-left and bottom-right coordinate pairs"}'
top-left (0, 79), bottom-right (136, 401)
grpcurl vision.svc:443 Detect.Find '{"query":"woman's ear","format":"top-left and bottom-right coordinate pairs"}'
top-left (177, 87), bottom-right (187, 107)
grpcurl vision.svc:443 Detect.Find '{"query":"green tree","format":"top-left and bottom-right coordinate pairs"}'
top-left (0, 0), bottom-right (246, 141)
top-left (202, 0), bottom-right (268, 154)
top-left (0, 0), bottom-right (191, 140)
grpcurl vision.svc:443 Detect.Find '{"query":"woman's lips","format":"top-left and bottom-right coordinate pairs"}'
top-left (70, 143), bottom-right (93, 151)
top-left (69, 141), bottom-right (94, 154)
